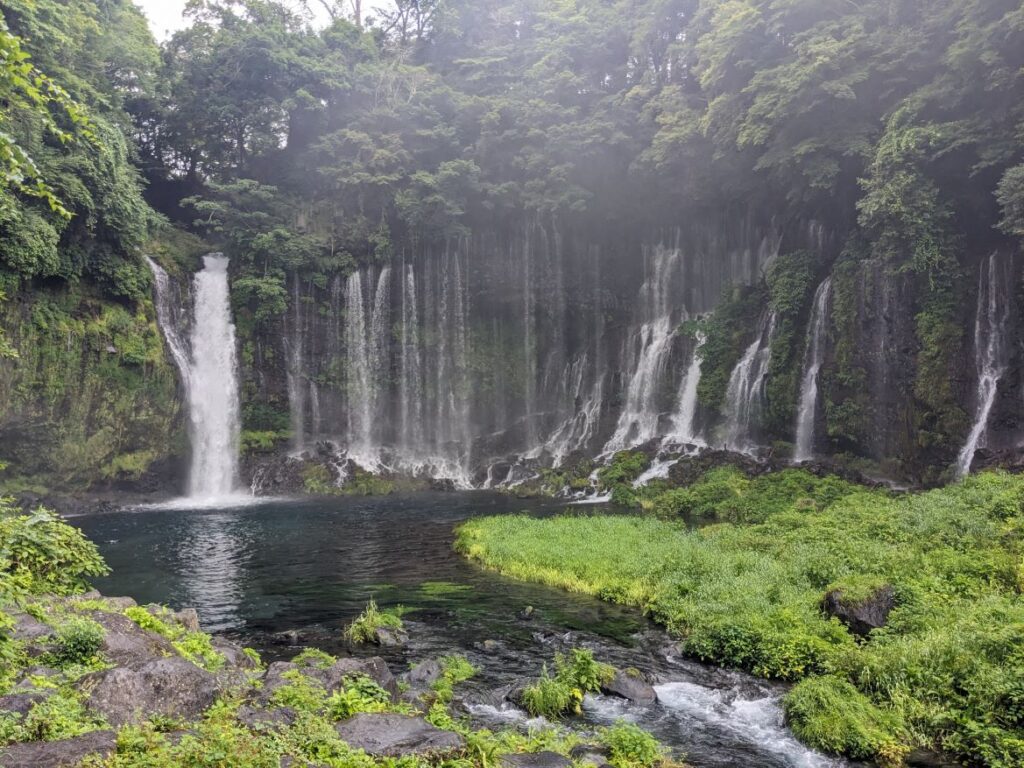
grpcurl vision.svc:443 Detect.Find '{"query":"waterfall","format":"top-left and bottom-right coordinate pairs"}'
top-left (665, 332), bottom-right (705, 446)
top-left (724, 313), bottom-right (775, 453)
top-left (144, 257), bottom-right (191, 393)
top-left (147, 255), bottom-right (242, 502)
top-left (955, 254), bottom-right (1010, 479)
top-left (794, 278), bottom-right (832, 462)
top-left (400, 264), bottom-right (424, 451)
top-left (345, 271), bottom-right (372, 451)
top-left (603, 244), bottom-right (682, 453)
top-left (285, 275), bottom-right (306, 450)
top-left (370, 266), bottom-right (392, 445)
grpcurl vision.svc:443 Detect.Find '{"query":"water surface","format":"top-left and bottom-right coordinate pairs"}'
top-left (74, 492), bottom-right (848, 768)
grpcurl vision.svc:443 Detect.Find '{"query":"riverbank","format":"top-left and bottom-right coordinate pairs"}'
top-left (455, 469), bottom-right (1024, 767)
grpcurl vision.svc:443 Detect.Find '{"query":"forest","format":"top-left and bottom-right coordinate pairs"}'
top-left (0, 1), bottom-right (1023, 767)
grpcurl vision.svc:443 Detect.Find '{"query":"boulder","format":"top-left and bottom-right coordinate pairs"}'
top-left (600, 669), bottom-right (657, 705)
top-left (87, 610), bottom-right (178, 666)
top-left (569, 745), bottom-right (613, 768)
top-left (0, 691), bottom-right (49, 717)
top-left (398, 659), bottom-right (444, 689)
top-left (102, 596), bottom-right (138, 611)
top-left (212, 637), bottom-right (258, 670)
top-left (237, 704), bottom-right (298, 730)
top-left (8, 612), bottom-right (52, 642)
top-left (822, 585), bottom-right (896, 636)
top-left (499, 752), bottom-right (574, 768)
top-left (80, 657), bottom-right (220, 726)
top-left (0, 730), bottom-right (116, 767)
top-left (372, 626), bottom-right (408, 647)
top-left (335, 713), bottom-right (464, 757)
top-left (172, 608), bottom-right (201, 633)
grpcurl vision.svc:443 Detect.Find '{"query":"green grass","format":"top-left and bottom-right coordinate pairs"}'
top-left (342, 599), bottom-right (406, 644)
top-left (521, 648), bottom-right (615, 719)
top-left (456, 470), bottom-right (1024, 767)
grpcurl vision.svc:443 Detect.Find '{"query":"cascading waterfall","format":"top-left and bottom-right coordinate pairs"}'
top-left (400, 264), bottom-right (424, 451)
top-left (604, 243), bottom-right (683, 453)
top-left (285, 275), bottom-right (307, 450)
top-left (724, 313), bottom-right (775, 453)
top-left (955, 254), bottom-right (1010, 479)
top-left (147, 254), bottom-right (243, 502)
top-left (794, 278), bottom-right (832, 462)
top-left (665, 332), bottom-right (705, 446)
top-left (345, 271), bottom-right (373, 451)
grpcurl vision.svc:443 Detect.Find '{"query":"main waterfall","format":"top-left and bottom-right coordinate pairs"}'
top-left (148, 254), bottom-right (243, 502)
top-left (955, 254), bottom-right (1010, 479)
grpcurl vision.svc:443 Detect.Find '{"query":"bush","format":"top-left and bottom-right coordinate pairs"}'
top-left (52, 617), bottom-right (105, 667)
top-left (0, 503), bottom-right (108, 596)
top-left (327, 675), bottom-right (393, 719)
top-left (522, 649), bottom-right (614, 719)
top-left (599, 722), bottom-right (667, 768)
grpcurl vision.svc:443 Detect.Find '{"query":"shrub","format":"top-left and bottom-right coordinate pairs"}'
top-left (599, 722), bottom-right (667, 768)
top-left (327, 675), bottom-right (393, 719)
top-left (0, 503), bottom-right (108, 596)
top-left (522, 649), bottom-right (613, 719)
top-left (52, 617), bottom-right (105, 667)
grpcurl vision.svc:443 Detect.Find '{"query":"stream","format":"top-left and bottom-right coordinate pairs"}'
top-left (72, 492), bottom-right (849, 768)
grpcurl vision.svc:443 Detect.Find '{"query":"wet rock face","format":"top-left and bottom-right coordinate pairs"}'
top-left (86, 610), bottom-right (178, 667)
top-left (0, 730), bottom-right (116, 767)
top-left (79, 657), bottom-right (221, 726)
top-left (601, 668), bottom-right (658, 704)
top-left (334, 713), bottom-right (465, 757)
top-left (822, 585), bottom-right (896, 636)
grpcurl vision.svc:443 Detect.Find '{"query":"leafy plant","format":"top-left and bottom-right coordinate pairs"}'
top-left (342, 599), bottom-right (405, 645)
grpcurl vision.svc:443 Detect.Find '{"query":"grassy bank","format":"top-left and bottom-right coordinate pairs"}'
top-left (456, 469), bottom-right (1024, 767)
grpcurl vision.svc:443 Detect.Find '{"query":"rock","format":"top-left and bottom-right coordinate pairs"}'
top-left (822, 585), bottom-right (896, 636)
top-left (212, 637), bottom-right (258, 669)
top-left (399, 659), bottom-right (443, 689)
top-left (600, 669), bottom-right (657, 705)
top-left (0, 691), bottom-right (49, 717)
top-left (569, 745), bottom-right (613, 767)
top-left (334, 713), bottom-right (465, 757)
top-left (429, 478), bottom-right (456, 492)
top-left (274, 629), bottom-right (304, 645)
top-left (87, 610), bottom-right (178, 666)
top-left (8, 612), bottom-right (52, 642)
top-left (102, 596), bottom-right (138, 611)
top-left (172, 608), bottom-right (201, 633)
top-left (80, 657), bottom-right (220, 726)
top-left (499, 752), bottom-right (574, 768)
top-left (474, 639), bottom-right (501, 652)
top-left (0, 730), bottom-right (116, 767)
top-left (519, 606), bottom-right (535, 621)
top-left (373, 626), bottom-right (408, 647)
top-left (237, 704), bottom-right (298, 730)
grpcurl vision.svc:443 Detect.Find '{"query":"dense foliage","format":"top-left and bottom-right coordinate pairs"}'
top-left (457, 469), bottom-right (1024, 766)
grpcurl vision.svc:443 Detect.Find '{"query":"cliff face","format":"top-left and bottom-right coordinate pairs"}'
top-left (229, 210), bottom-right (1022, 489)
top-left (0, 281), bottom-right (186, 495)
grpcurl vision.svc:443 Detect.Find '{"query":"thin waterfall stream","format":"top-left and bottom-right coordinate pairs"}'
top-left (794, 278), bottom-right (832, 462)
top-left (955, 254), bottom-right (1010, 479)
